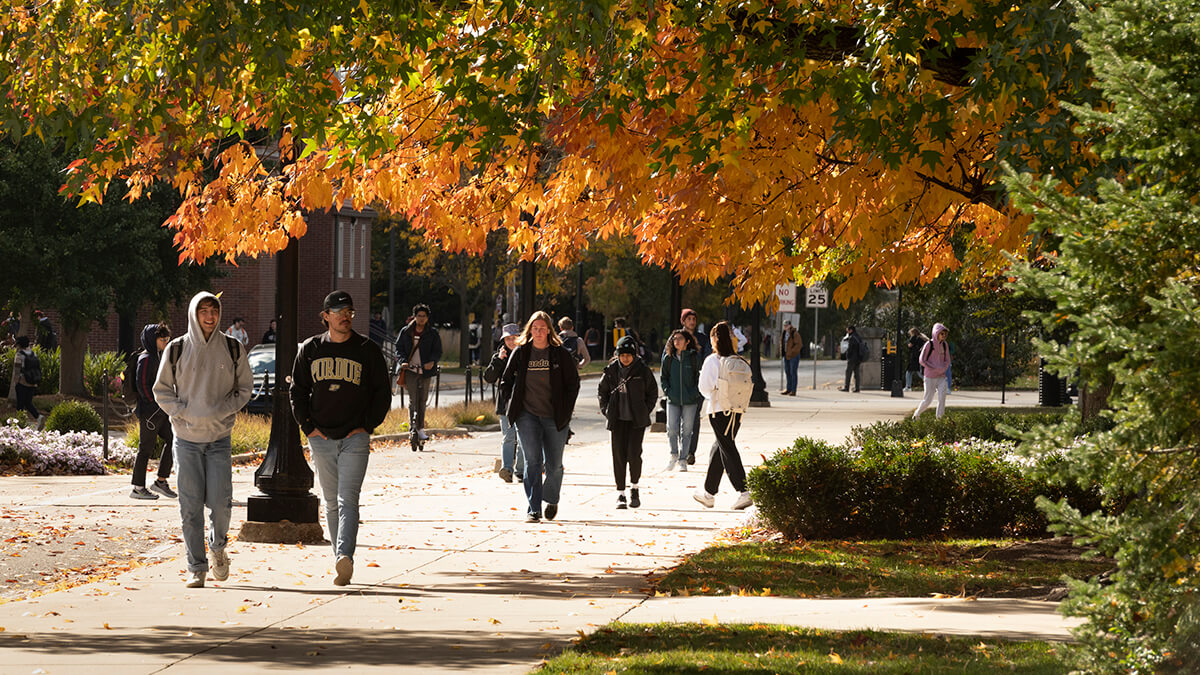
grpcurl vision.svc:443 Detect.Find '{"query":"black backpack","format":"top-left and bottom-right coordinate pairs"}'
top-left (20, 350), bottom-right (41, 386)
top-left (121, 350), bottom-right (145, 404)
top-left (562, 334), bottom-right (581, 360)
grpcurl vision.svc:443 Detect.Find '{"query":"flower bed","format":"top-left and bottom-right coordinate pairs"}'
top-left (0, 419), bottom-right (133, 475)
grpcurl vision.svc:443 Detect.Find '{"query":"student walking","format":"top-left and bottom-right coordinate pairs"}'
top-left (660, 329), bottom-right (701, 472)
top-left (153, 291), bottom-right (252, 588)
top-left (913, 322), bottom-right (952, 419)
top-left (676, 309), bottom-right (711, 465)
top-left (500, 311), bottom-right (581, 523)
top-left (130, 323), bottom-right (177, 501)
top-left (598, 336), bottom-right (658, 509)
top-left (780, 321), bottom-right (802, 395)
top-left (693, 322), bottom-right (754, 511)
top-left (483, 323), bottom-right (524, 483)
top-left (839, 325), bottom-right (864, 392)
top-left (11, 336), bottom-right (43, 425)
top-left (291, 291), bottom-right (391, 586)
top-left (395, 303), bottom-right (442, 451)
top-left (905, 327), bottom-right (927, 391)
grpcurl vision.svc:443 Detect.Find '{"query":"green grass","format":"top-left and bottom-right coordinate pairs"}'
top-left (542, 623), bottom-right (1072, 674)
top-left (655, 540), bottom-right (1111, 598)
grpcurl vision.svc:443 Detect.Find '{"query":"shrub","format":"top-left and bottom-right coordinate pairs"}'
top-left (746, 437), bottom-right (864, 540)
top-left (84, 350), bottom-right (127, 398)
top-left (126, 412), bottom-right (272, 456)
top-left (0, 420), bottom-right (108, 475)
top-left (848, 408), bottom-right (1071, 447)
top-left (748, 434), bottom-right (1106, 540)
top-left (44, 400), bottom-right (103, 434)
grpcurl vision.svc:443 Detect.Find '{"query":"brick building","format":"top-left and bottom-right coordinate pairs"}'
top-left (83, 206), bottom-right (375, 353)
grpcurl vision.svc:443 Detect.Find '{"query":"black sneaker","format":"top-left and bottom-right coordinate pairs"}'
top-left (151, 479), bottom-right (178, 499)
top-left (545, 503), bottom-right (558, 520)
top-left (687, 454), bottom-right (696, 465)
top-left (130, 486), bottom-right (158, 500)
top-left (616, 494), bottom-right (628, 509)
top-left (525, 513), bottom-right (541, 523)
top-left (630, 489), bottom-right (641, 508)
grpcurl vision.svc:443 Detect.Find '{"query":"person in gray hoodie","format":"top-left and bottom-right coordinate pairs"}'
top-left (153, 291), bottom-right (252, 588)
top-left (913, 322), bottom-right (952, 419)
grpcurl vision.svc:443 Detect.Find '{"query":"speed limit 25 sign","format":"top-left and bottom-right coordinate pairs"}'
top-left (805, 284), bottom-right (828, 308)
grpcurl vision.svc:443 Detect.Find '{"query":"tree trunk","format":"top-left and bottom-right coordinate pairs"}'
top-left (1080, 381), bottom-right (1112, 422)
top-left (59, 321), bottom-right (89, 397)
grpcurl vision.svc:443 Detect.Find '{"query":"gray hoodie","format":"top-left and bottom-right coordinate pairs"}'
top-left (153, 292), bottom-right (253, 443)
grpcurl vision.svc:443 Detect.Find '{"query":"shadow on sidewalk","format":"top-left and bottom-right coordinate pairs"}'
top-left (4, 625), bottom-right (560, 668)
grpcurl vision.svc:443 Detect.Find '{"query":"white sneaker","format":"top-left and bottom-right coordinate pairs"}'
top-left (692, 490), bottom-right (715, 508)
top-left (185, 571), bottom-right (205, 588)
top-left (417, 429), bottom-right (429, 441)
top-left (209, 548), bottom-right (230, 581)
top-left (677, 460), bottom-right (688, 472)
top-left (732, 491), bottom-right (753, 510)
top-left (666, 458), bottom-right (678, 471)
top-left (334, 555), bottom-right (353, 586)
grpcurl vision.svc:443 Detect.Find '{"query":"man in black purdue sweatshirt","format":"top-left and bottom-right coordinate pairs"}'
top-left (291, 290), bottom-right (391, 586)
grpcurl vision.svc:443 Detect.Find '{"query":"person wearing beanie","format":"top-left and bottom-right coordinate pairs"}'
top-left (598, 335), bottom-right (659, 509)
top-left (483, 322), bottom-right (525, 483)
top-left (913, 322), bottom-right (952, 419)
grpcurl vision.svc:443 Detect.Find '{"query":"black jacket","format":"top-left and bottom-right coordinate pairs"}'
top-left (291, 331), bottom-right (391, 439)
top-left (844, 332), bottom-right (865, 364)
top-left (500, 342), bottom-right (581, 431)
top-left (395, 322), bottom-right (442, 378)
top-left (482, 347), bottom-right (514, 416)
top-left (135, 324), bottom-right (166, 421)
top-left (598, 358), bottom-right (658, 429)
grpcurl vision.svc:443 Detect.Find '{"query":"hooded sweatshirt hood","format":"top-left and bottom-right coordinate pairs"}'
top-left (152, 291), bottom-right (253, 443)
top-left (920, 323), bottom-right (951, 377)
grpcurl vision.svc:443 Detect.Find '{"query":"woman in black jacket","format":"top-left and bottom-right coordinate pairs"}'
top-left (598, 336), bottom-right (659, 509)
top-left (500, 311), bottom-right (581, 523)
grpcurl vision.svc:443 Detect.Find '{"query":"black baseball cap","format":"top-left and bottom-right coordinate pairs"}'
top-left (323, 290), bottom-right (355, 312)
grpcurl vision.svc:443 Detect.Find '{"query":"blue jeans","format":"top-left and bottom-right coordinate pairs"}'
top-left (174, 436), bottom-right (233, 573)
top-left (783, 356), bottom-right (800, 393)
top-left (499, 414), bottom-right (524, 474)
top-left (309, 432), bottom-right (371, 560)
top-left (666, 401), bottom-right (698, 461)
top-left (514, 412), bottom-right (568, 516)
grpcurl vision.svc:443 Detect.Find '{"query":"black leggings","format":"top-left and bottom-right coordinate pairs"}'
top-left (15, 383), bottom-right (38, 420)
top-left (610, 419), bottom-right (645, 491)
top-left (133, 414), bottom-right (174, 487)
top-left (704, 411), bottom-right (745, 495)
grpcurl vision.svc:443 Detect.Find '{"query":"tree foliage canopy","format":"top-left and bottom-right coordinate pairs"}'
top-left (1, 0), bottom-right (1096, 305)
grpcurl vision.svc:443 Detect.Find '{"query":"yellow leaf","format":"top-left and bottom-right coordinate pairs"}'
top-left (488, 618), bottom-right (501, 625)
top-left (702, 614), bottom-right (719, 626)
top-left (829, 651), bottom-right (843, 664)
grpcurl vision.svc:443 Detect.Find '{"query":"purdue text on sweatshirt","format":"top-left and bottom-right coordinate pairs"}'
top-left (290, 331), bottom-right (391, 439)
top-left (153, 292), bottom-right (253, 443)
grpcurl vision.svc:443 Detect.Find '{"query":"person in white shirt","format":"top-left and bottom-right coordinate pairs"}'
top-left (692, 321), bottom-right (753, 511)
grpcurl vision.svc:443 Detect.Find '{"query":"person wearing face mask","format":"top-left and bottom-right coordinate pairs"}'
top-left (599, 336), bottom-right (659, 509)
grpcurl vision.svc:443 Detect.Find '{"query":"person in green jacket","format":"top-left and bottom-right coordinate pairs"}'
top-left (660, 330), bottom-right (702, 472)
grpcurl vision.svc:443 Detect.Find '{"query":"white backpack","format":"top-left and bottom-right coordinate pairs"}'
top-left (715, 355), bottom-right (754, 414)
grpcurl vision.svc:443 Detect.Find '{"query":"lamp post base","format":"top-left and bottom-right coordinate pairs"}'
top-left (239, 493), bottom-right (324, 544)
top-left (239, 518), bottom-right (326, 545)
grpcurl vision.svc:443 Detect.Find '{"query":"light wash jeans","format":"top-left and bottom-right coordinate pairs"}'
top-left (913, 375), bottom-right (949, 419)
top-left (174, 436), bottom-right (233, 573)
top-left (666, 401), bottom-right (698, 462)
top-left (309, 432), bottom-right (371, 560)
top-left (499, 414), bottom-right (524, 475)
top-left (515, 412), bottom-right (568, 516)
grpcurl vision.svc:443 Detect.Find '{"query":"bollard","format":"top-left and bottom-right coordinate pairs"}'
top-left (464, 366), bottom-right (472, 404)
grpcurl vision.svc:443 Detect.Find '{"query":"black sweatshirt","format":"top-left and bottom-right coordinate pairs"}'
top-left (290, 331), bottom-right (391, 439)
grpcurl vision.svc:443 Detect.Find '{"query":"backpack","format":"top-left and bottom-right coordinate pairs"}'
top-left (714, 355), bottom-right (754, 415)
top-left (121, 350), bottom-right (146, 404)
top-left (167, 335), bottom-right (242, 385)
top-left (561, 334), bottom-right (581, 360)
top-left (20, 350), bottom-right (41, 386)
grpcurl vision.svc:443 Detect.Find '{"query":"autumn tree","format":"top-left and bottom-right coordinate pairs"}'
top-left (1007, 0), bottom-right (1200, 669)
top-left (0, 0), bottom-right (1100, 307)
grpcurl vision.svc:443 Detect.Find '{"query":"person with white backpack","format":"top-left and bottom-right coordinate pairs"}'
top-left (692, 322), bottom-right (754, 511)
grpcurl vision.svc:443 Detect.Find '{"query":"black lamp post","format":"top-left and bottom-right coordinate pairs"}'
top-left (749, 302), bottom-right (770, 407)
top-left (891, 287), bottom-right (905, 398)
top-left (240, 235), bottom-right (323, 544)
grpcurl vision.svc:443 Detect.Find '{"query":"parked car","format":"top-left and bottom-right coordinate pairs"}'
top-left (247, 343), bottom-right (280, 415)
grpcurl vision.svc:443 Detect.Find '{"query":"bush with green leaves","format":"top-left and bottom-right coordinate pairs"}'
top-left (848, 408), bottom-right (1076, 447)
top-left (43, 400), bottom-right (103, 434)
top-left (748, 428), bottom-right (1104, 540)
top-left (84, 350), bottom-right (126, 398)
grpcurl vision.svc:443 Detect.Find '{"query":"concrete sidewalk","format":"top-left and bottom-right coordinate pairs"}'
top-left (0, 383), bottom-right (1064, 674)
